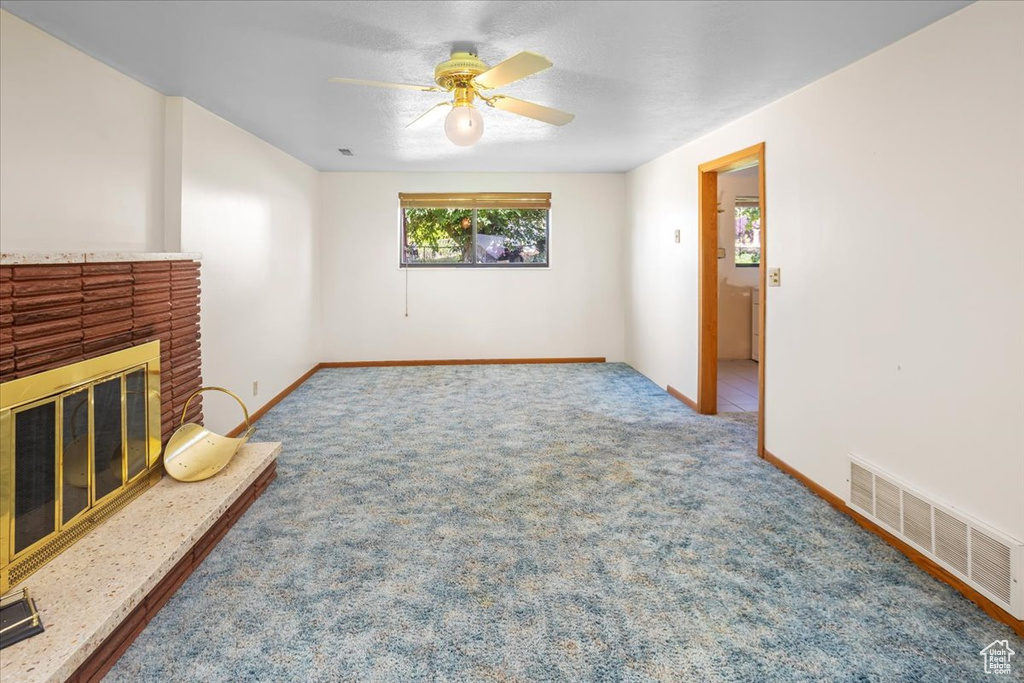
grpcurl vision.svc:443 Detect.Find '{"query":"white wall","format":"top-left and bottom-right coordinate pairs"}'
top-left (717, 167), bottom-right (759, 359)
top-left (178, 100), bottom-right (321, 433)
top-left (319, 173), bottom-right (625, 363)
top-left (625, 1), bottom-right (1024, 539)
top-left (0, 11), bottom-right (322, 434)
top-left (0, 11), bottom-right (165, 252)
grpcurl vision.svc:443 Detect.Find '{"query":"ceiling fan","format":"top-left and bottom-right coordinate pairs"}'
top-left (329, 49), bottom-right (574, 147)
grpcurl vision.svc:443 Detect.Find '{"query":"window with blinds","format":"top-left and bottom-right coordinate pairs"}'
top-left (399, 193), bottom-right (550, 267)
top-left (734, 196), bottom-right (761, 267)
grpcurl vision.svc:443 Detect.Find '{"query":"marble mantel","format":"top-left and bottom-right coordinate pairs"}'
top-left (0, 253), bottom-right (202, 265)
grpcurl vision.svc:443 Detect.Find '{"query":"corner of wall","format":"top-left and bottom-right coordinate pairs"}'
top-left (311, 169), bottom-right (326, 366)
top-left (162, 97), bottom-right (184, 252)
top-left (621, 171), bottom-right (635, 366)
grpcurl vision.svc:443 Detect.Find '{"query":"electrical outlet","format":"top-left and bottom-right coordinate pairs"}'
top-left (252, 381), bottom-right (259, 397)
top-left (674, 229), bottom-right (680, 243)
top-left (768, 267), bottom-right (781, 287)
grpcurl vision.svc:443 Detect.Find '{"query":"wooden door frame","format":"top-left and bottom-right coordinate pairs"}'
top-left (697, 142), bottom-right (767, 457)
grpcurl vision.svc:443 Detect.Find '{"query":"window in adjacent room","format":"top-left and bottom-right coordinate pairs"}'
top-left (400, 193), bottom-right (550, 267)
top-left (734, 196), bottom-right (761, 267)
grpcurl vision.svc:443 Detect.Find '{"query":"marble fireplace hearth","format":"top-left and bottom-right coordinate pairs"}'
top-left (0, 442), bottom-right (280, 683)
top-left (1, 252), bottom-right (279, 681)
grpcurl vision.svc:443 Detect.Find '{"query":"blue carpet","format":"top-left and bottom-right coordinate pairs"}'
top-left (106, 364), bottom-right (1022, 682)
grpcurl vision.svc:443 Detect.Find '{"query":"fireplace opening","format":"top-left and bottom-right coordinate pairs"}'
top-left (1, 342), bottom-right (163, 592)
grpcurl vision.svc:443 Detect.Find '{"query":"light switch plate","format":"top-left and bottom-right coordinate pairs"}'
top-left (674, 229), bottom-right (681, 243)
top-left (768, 267), bottom-right (781, 287)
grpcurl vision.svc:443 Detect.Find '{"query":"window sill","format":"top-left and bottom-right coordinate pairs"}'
top-left (399, 263), bottom-right (550, 270)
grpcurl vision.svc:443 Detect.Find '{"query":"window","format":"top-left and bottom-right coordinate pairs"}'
top-left (734, 196), bottom-right (761, 267)
top-left (400, 193), bottom-right (550, 267)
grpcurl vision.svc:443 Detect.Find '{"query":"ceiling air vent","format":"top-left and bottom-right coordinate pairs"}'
top-left (338, 148), bottom-right (354, 156)
top-left (847, 455), bottom-right (1022, 619)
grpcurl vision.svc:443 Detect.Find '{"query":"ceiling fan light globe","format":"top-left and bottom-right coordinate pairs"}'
top-left (444, 105), bottom-right (484, 146)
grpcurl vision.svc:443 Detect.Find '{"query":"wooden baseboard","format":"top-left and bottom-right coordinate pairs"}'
top-left (762, 449), bottom-right (1024, 638)
top-left (320, 357), bottom-right (606, 368)
top-left (666, 385), bottom-right (698, 411)
top-left (226, 365), bottom-right (320, 438)
top-left (68, 461), bottom-right (278, 682)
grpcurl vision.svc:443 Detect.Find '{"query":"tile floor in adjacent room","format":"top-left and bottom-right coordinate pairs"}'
top-left (718, 358), bottom-right (759, 412)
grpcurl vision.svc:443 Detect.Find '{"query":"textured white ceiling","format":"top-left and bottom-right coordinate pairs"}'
top-left (1, 0), bottom-right (970, 172)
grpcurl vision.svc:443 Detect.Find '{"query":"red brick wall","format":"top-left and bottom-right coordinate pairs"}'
top-left (0, 260), bottom-right (203, 444)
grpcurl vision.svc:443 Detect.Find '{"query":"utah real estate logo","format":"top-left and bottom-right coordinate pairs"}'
top-left (979, 640), bottom-right (1015, 675)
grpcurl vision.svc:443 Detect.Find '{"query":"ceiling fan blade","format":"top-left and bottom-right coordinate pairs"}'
top-left (328, 77), bottom-right (442, 93)
top-left (490, 96), bottom-right (575, 126)
top-left (406, 101), bottom-right (451, 129)
top-left (473, 51), bottom-right (552, 89)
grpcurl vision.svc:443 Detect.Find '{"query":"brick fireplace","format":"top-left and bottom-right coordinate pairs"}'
top-left (0, 253), bottom-right (280, 682)
top-left (0, 254), bottom-right (204, 443)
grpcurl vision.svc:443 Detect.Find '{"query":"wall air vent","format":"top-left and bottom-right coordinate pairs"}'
top-left (850, 462), bottom-right (874, 513)
top-left (874, 476), bottom-right (901, 531)
top-left (847, 455), bottom-right (1023, 619)
top-left (935, 509), bottom-right (969, 575)
top-left (972, 528), bottom-right (1013, 605)
top-left (901, 491), bottom-right (933, 553)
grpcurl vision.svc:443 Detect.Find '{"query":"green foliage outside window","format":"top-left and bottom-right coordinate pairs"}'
top-left (735, 206), bottom-right (761, 266)
top-left (404, 208), bottom-right (473, 253)
top-left (403, 208), bottom-right (548, 265)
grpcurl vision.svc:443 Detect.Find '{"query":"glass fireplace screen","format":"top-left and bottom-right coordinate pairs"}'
top-left (1, 341), bottom-right (163, 592)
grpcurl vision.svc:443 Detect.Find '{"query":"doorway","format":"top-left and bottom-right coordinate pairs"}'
top-left (698, 143), bottom-right (766, 456)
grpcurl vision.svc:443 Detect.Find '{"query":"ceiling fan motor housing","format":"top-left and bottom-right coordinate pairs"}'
top-left (434, 51), bottom-right (489, 91)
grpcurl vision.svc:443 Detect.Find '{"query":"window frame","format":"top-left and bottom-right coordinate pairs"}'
top-left (733, 196), bottom-right (761, 268)
top-left (398, 193), bottom-right (551, 269)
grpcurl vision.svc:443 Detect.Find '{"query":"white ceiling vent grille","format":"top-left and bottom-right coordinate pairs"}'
top-left (847, 455), bottom-right (1022, 619)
